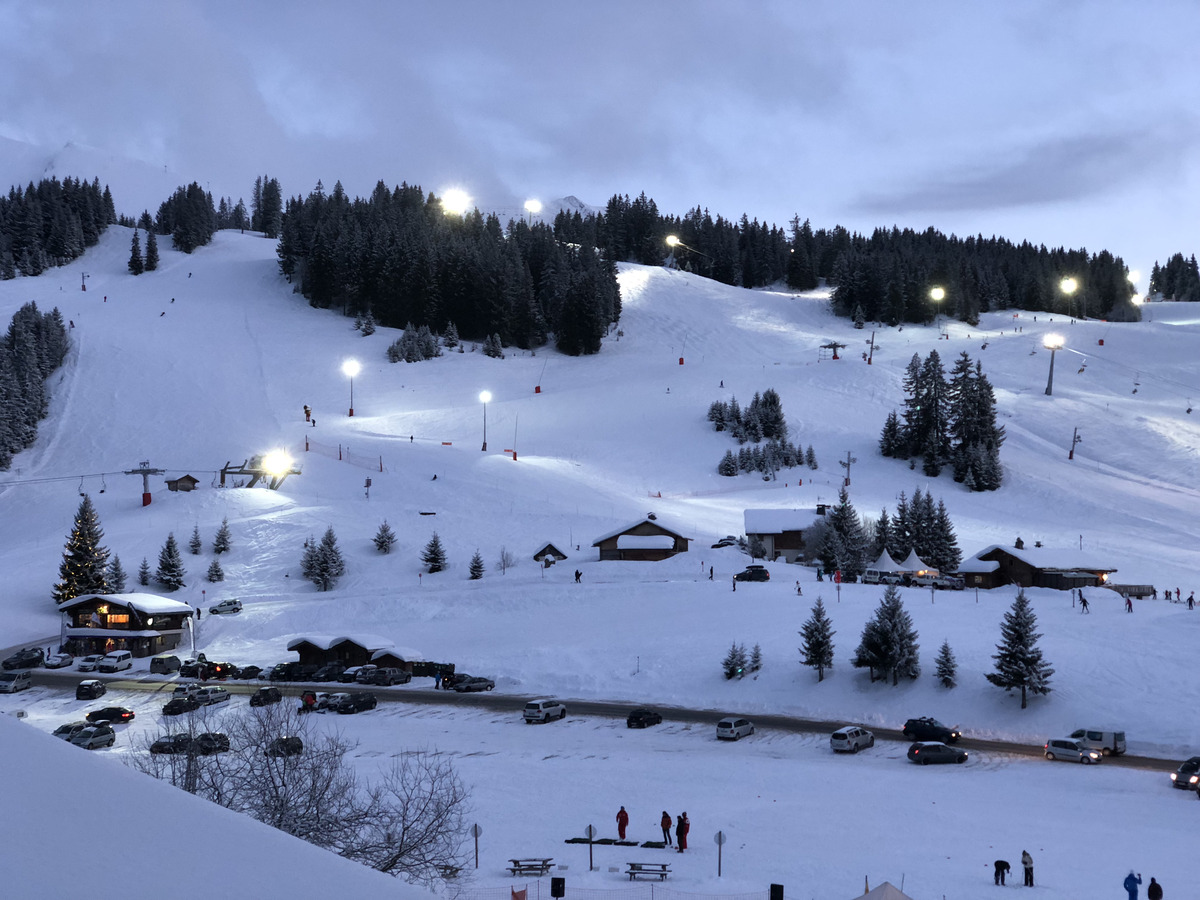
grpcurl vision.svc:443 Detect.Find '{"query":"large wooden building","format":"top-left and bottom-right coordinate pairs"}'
top-left (743, 508), bottom-right (821, 563)
top-left (592, 517), bottom-right (692, 561)
top-left (959, 544), bottom-right (1117, 590)
top-left (59, 593), bottom-right (195, 658)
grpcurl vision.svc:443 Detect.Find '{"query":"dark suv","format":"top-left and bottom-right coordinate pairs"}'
top-left (902, 717), bottom-right (961, 743)
top-left (249, 686), bottom-right (283, 707)
top-left (734, 565), bottom-right (770, 582)
top-left (311, 663), bottom-right (346, 682)
top-left (2, 647), bottom-right (45, 670)
top-left (334, 691), bottom-right (377, 714)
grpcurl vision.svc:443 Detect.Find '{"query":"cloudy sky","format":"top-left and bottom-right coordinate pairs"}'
top-left (1, 1), bottom-right (1196, 286)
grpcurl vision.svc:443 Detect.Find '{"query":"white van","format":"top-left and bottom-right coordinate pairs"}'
top-left (862, 569), bottom-right (903, 586)
top-left (1069, 728), bottom-right (1126, 756)
top-left (0, 670), bottom-right (32, 692)
top-left (97, 651), bottom-right (133, 673)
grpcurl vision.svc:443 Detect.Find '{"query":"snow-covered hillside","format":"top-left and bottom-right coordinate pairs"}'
top-left (2, 227), bottom-right (1199, 899)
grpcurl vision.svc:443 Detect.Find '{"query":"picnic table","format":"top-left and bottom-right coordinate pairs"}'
top-left (627, 862), bottom-right (671, 881)
top-left (508, 858), bottom-right (554, 877)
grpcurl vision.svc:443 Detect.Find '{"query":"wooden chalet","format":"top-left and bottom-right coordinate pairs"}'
top-left (959, 544), bottom-right (1117, 590)
top-left (165, 474), bottom-right (200, 492)
top-left (743, 508), bottom-right (821, 563)
top-left (59, 593), bottom-right (194, 658)
top-left (285, 635), bottom-right (424, 673)
top-left (592, 517), bottom-right (691, 561)
top-left (533, 542), bottom-right (569, 566)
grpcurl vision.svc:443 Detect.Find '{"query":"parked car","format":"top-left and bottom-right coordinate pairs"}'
top-left (830, 725), bottom-right (875, 753)
top-left (149, 655), bottom-right (181, 675)
top-left (44, 652), bottom-right (75, 669)
top-left (209, 598), bottom-right (243, 615)
top-left (626, 708), bottom-right (663, 728)
top-left (162, 696), bottom-right (201, 716)
top-left (359, 667), bottom-right (410, 686)
top-left (2, 647), bottom-right (44, 670)
top-left (172, 683), bottom-right (202, 699)
top-left (445, 672), bottom-right (475, 689)
top-left (178, 658), bottom-right (203, 678)
top-left (1068, 728), bottom-right (1126, 756)
top-left (250, 686), bottom-right (282, 707)
top-left (77, 654), bottom-right (104, 672)
top-left (195, 687), bottom-right (230, 706)
top-left (716, 717), bottom-right (755, 740)
top-left (86, 706), bottom-right (135, 724)
top-left (907, 741), bottom-right (968, 765)
top-left (452, 676), bottom-right (495, 692)
top-left (933, 574), bottom-right (965, 590)
top-left (1044, 738), bottom-right (1102, 764)
top-left (902, 717), bottom-right (961, 743)
top-left (299, 690), bottom-right (336, 712)
top-left (150, 734), bottom-right (195, 755)
top-left (733, 565), bottom-right (770, 582)
top-left (97, 651), bottom-right (132, 673)
top-left (337, 666), bottom-right (366, 684)
top-left (71, 723), bottom-right (116, 750)
top-left (192, 732), bottom-right (230, 755)
top-left (232, 665), bottom-right (264, 680)
top-left (203, 661), bottom-right (240, 680)
top-left (1170, 757), bottom-right (1200, 790)
top-left (53, 721), bottom-right (89, 741)
top-left (0, 671), bottom-right (32, 693)
top-left (523, 699), bottom-right (567, 723)
top-left (311, 663), bottom-right (345, 682)
top-left (75, 679), bottom-right (107, 700)
top-left (265, 736), bottom-right (304, 757)
top-left (332, 691), bottom-right (377, 714)
top-left (862, 569), bottom-right (903, 585)
top-left (711, 536), bottom-right (738, 549)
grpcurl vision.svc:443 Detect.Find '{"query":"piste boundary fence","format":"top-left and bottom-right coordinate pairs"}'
top-left (451, 883), bottom-right (771, 900)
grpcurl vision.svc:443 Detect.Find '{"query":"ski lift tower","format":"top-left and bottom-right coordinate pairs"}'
top-left (125, 460), bottom-right (166, 507)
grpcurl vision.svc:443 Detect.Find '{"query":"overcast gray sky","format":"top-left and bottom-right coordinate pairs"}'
top-left (1, 0), bottom-right (1196, 286)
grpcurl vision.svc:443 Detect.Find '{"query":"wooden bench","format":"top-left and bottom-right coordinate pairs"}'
top-left (508, 858), bottom-right (554, 877)
top-left (627, 862), bottom-right (671, 881)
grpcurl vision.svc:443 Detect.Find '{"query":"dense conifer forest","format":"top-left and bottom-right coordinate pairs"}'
top-left (0, 177), bottom-right (114, 278)
top-left (0, 302), bottom-right (70, 470)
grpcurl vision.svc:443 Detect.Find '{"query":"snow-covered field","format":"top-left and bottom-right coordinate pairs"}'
top-left (1, 227), bottom-right (1198, 899)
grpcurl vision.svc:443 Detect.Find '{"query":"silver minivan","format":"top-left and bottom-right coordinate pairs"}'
top-left (1045, 738), bottom-right (1102, 764)
top-left (0, 670), bottom-right (32, 693)
top-left (97, 650), bottom-right (132, 673)
top-left (716, 717), bottom-right (755, 740)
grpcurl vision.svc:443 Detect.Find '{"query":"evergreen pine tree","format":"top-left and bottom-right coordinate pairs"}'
top-left (106, 554), bottom-right (127, 593)
top-left (717, 449), bottom-right (738, 476)
top-left (986, 589), bottom-right (1054, 709)
top-left (128, 230), bottom-right (144, 275)
top-left (799, 596), bottom-right (836, 682)
top-left (826, 486), bottom-right (868, 580)
top-left (422, 532), bottom-right (447, 573)
top-left (855, 585), bottom-right (920, 685)
top-left (155, 532), bottom-right (186, 591)
top-left (189, 524), bottom-right (203, 555)
top-left (212, 517), bottom-right (232, 554)
top-left (313, 526), bottom-right (345, 591)
top-left (206, 559), bottom-right (225, 582)
top-left (374, 520), bottom-right (397, 554)
top-left (144, 230), bottom-right (159, 271)
top-left (300, 536), bottom-right (320, 582)
top-left (137, 557), bottom-right (151, 586)
top-left (748, 643), bottom-right (763, 673)
top-left (722, 642), bottom-right (748, 679)
top-left (934, 639), bottom-right (958, 688)
top-left (52, 494), bottom-right (110, 603)
top-left (805, 445), bottom-right (817, 469)
top-left (469, 549), bottom-right (485, 580)
top-left (879, 410), bottom-right (902, 457)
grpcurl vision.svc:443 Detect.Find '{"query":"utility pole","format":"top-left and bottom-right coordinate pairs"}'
top-left (865, 331), bottom-right (877, 365)
top-left (839, 451), bottom-right (857, 487)
top-left (124, 460), bottom-right (165, 507)
top-left (1068, 427), bottom-right (1082, 459)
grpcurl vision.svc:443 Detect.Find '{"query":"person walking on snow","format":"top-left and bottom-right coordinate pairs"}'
top-left (616, 806), bottom-right (629, 840)
top-left (1079, 594), bottom-right (1090, 613)
top-left (1188, 592), bottom-right (1195, 610)
top-left (1021, 850), bottom-right (1034, 886)
top-left (1147, 876), bottom-right (1163, 900)
top-left (1125, 871), bottom-right (1143, 900)
top-left (675, 812), bottom-right (689, 852)
top-left (994, 860), bottom-right (1011, 885)
top-left (660, 811), bottom-right (672, 845)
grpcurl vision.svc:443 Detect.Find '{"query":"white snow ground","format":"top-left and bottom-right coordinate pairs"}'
top-left (1, 226), bottom-right (1199, 900)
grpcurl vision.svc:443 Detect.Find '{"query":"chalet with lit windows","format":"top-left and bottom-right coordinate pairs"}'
top-left (59, 593), bottom-right (195, 658)
top-left (592, 516), bottom-right (692, 561)
top-left (743, 508), bottom-right (823, 563)
top-left (958, 544), bottom-right (1117, 590)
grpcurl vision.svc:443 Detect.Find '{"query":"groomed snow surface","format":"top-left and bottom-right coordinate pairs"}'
top-left (1, 228), bottom-right (1199, 899)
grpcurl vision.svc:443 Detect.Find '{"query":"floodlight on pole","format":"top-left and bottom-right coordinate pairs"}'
top-left (1060, 277), bottom-right (1078, 318)
top-left (1043, 334), bottom-right (1064, 396)
top-left (441, 188), bottom-right (471, 216)
top-left (524, 199), bottom-right (542, 224)
top-left (930, 286), bottom-right (945, 333)
top-left (479, 390), bottom-right (492, 451)
top-left (262, 450), bottom-right (294, 478)
top-left (342, 359), bottom-right (361, 416)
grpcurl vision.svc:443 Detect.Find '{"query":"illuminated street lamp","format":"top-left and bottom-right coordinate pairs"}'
top-left (479, 390), bottom-right (492, 451)
top-left (441, 188), bottom-right (471, 216)
top-left (930, 286), bottom-right (945, 332)
top-left (342, 359), bottom-right (361, 416)
top-left (524, 199), bottom-right (542, 225)
top-left (1060, 277), bottom-right (1078, 318)
top-left (1043, 334), bottom-right (1064, 396)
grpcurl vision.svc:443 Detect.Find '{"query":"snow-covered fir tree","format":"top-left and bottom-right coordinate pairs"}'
top-left (422, 532), bottom-right (447, 573)
top-left (721, 642), bottom-right (748, 679)
top-left (143, 230), bottom-right (159, 271)
top-left (748, 643), bottom-right (763, 673)
top-left (52, 494), bottom-right (110, 603)
top-left (312, 526), bottom-right (345, 591)
top-left (821, 486), bottom-right (868, 579)
top-left (212, 517), bottom-right (232, 554)
top-left (300, 536), bottom-right (320, 582)
top-left (206, 559), bottom-right (225, 583)
top-left (986, 589), bottom-right (1054, 709)
top-left (799, 596), bottom-right (836, 682)
top-left (155, 532), bottom-right (186, 591)
top-left (934, 639), bottom-right (958, 688)
top-left (128, 229), bottom-right (144, 275)
top-left (374, 520), bottom-right (397, 554)
top-left (469, 550), bottom-right (484, 580)
top-left (106, 554), bottom-right (127, 593)
top-left (189, 525), bottom-right (203, 555)
top-left (137, 557), bottom-right (151, 586)
top-left (853, 585), bottom-right (920, 685)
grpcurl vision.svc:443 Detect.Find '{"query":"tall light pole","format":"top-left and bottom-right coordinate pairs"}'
top-left (441, 188), bottom-right (471, 217)
top-left (1043, 334), bottom-right (1064, 396)
top-left (524, 199), bottom-right (542, 225)
top-left (1060, 277), bottom-right (1078, 318)
top-left (479, 390), bottom-right (491, 451)
top-left (342, 359), bottom-right (361, 416)
top-left (930, 286), bottom-right (945, 333)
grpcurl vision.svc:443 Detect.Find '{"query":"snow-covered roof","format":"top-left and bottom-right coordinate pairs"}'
top-left (370, 646), bottom-right (423, 662)
top-left (286, 634), bottom-right (395, 653)
top-left (896, 549), bottom-right (935, 574)
top-left (743, 508), bottom-right (818, 534)
top-left (958, 557), bottom-right (1000, 574)
top-left (65, 628), bottom-right (180, 638)
top-left (867, 549), bottom-right (902, 572)
top-left (617, 534), bottom-right (676, 550)
top-left (974, 544), bottom-right (1115, 572)
top-left (592, 517), bottom-right (691, 545)
top-left (59, 593), bottom-right (195, 615)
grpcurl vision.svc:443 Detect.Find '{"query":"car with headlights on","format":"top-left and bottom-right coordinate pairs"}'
top-left (1171, 757), bottom-right (1200, 790)
top-left (1044, 737), bottom-right (1102, 764)
top-left (902, 717), bottom-right (961, 743)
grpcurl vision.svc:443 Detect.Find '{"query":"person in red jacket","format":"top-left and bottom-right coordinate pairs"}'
top-left (616, 806), bottom-right (629, 840)
top-left (676, 812), bottom-right (689, 852)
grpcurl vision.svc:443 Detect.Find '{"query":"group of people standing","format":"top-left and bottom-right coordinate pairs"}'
top-left (993, 851), bottom-right (1034, 886)
top-left (614, 807), bottom-right (688, 851)
top-left (993, 856), bottom-right (1162, 897)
